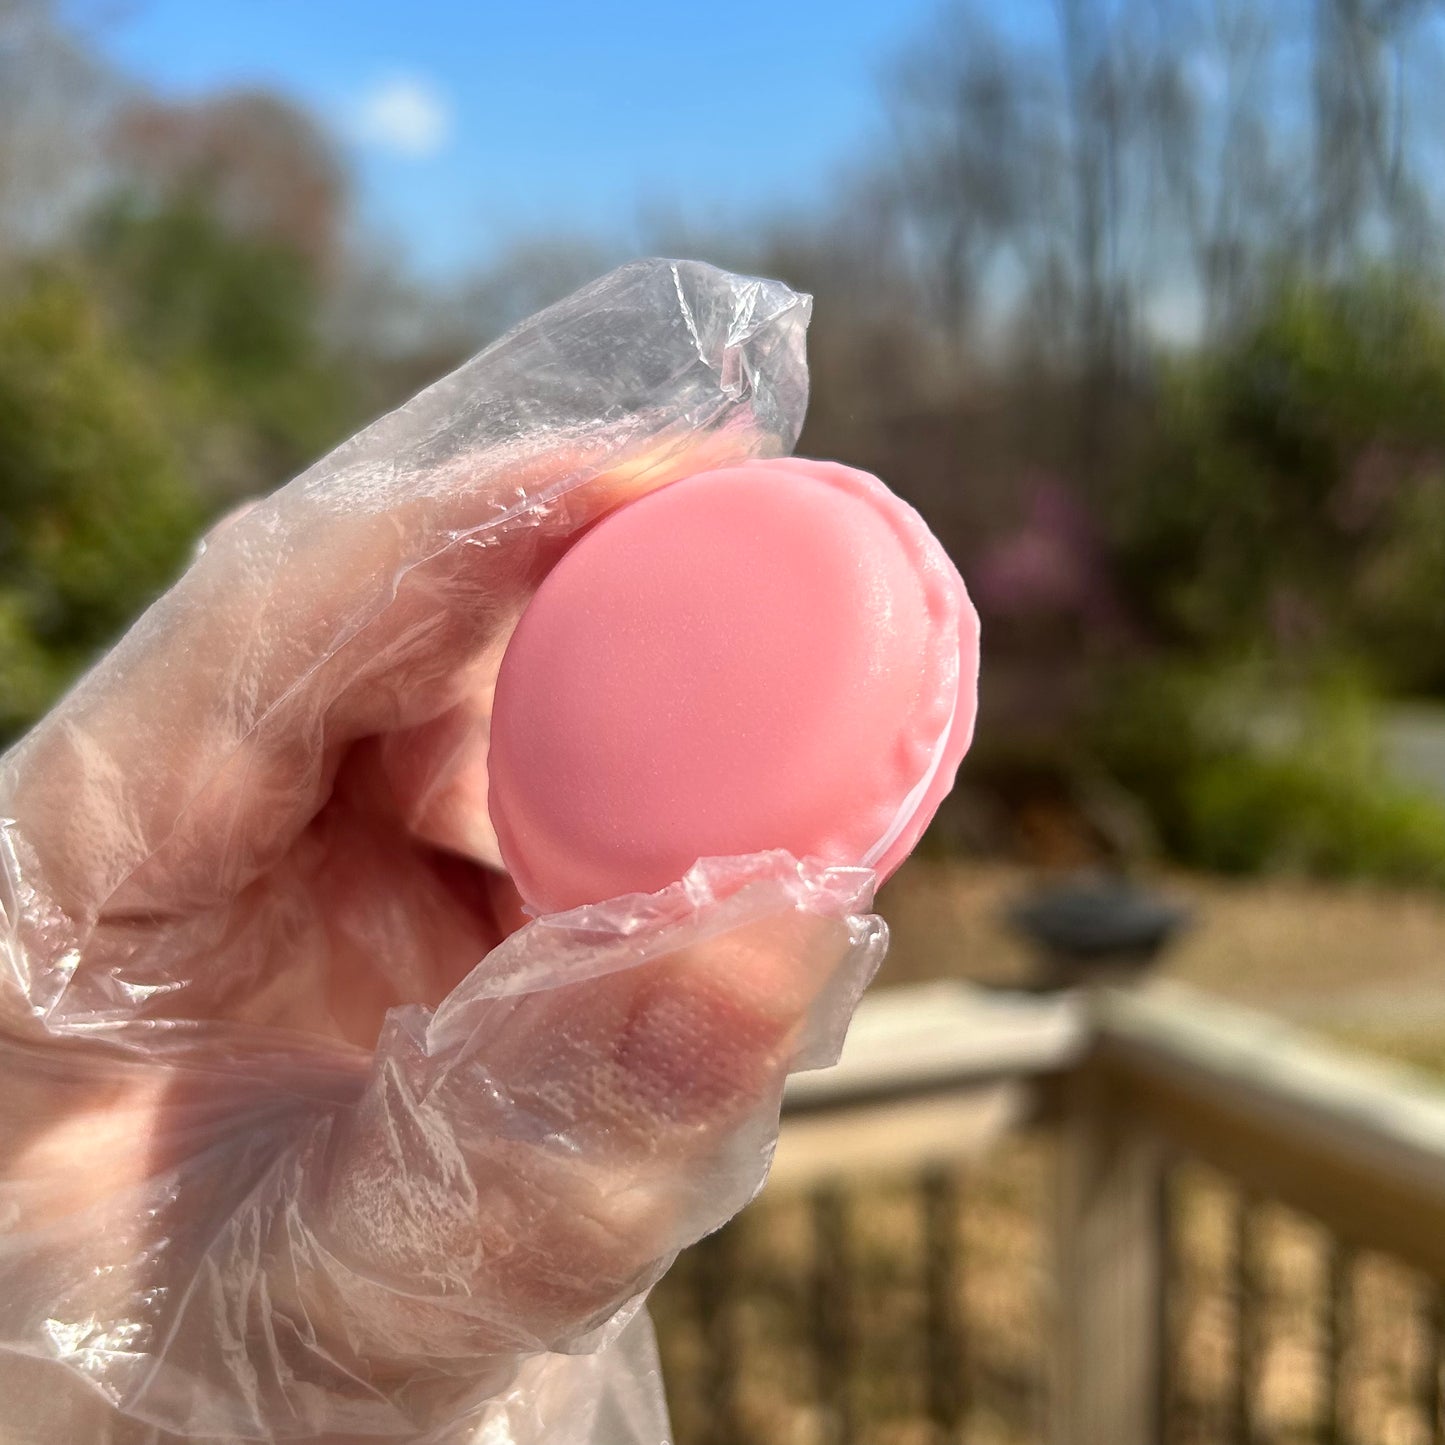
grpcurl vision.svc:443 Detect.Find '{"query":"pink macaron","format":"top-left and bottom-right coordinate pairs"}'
top-left (487, 456), bottom-right (979, 914)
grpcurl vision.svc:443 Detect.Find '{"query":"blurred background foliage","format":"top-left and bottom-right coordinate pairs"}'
top-left (6, 0), bottom-right (1445, 890)
top-left (0, 269), bottom-right (199, 735)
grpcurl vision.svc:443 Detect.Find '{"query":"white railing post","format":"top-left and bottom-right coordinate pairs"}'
top-left (1053, 1056), bottom-right (1169, 1445)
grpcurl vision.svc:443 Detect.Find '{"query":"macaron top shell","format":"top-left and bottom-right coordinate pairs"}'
top-left (488, 456), bottom-right (979, 914)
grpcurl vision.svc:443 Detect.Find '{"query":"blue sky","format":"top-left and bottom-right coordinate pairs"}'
top-left (79, 0), bottom-right (952, 278)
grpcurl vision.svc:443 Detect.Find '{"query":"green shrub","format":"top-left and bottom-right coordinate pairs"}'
top-left (1114, 272), bottom-right (1445, 692)
top-left (84, 194), bottom-right (362, 500)
top-left (1094, 662), bottom-right (1445, 886)
top-left (0, 272), bottom-right (201, 740)
top-left (1182, 749), bottom-right (1445, 883)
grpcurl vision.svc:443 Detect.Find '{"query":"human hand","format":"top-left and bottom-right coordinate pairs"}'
top-left (0, 261), bottom-right (886, 1444)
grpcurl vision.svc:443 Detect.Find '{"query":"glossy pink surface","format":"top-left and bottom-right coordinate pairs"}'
top-left (488, 456), bottom-right (980, 913)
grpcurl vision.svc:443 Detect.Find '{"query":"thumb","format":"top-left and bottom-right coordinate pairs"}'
top-left (297, 856), bottom-right (883, 1373)
top-left (0, 857), bottom-right (881, 1442)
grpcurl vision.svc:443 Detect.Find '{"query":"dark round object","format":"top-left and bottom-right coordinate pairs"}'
top-left (1007, 873), bottom-right (1190, 986)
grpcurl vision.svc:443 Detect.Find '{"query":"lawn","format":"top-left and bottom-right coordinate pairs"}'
top-left (877, 859), bottom-right (1445, 1064)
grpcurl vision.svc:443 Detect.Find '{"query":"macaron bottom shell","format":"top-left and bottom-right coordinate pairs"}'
top-left (487, 456), bottom-right (980, 915)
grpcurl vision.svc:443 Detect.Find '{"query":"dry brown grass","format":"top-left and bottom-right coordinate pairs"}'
top-left (877, 858), bottom-right (1445, 1044)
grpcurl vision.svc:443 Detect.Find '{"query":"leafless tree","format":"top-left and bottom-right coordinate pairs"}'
top-left (1143, 0), bottom-right (1300, 337)
top-left (886, 9), bottom-right (1054, 359)
top-left (878, 0), bottom-right (1444, 372)
top-left (0, 0), bottom-right (122, 265)
top-left (1310, 0), bottom-right (1442, 270)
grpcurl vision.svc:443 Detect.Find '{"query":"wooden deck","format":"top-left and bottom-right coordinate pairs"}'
top-left (758, 978), bottom-right (1445, 1445)
top-left (774, 982), bottom-right (1084, 1187)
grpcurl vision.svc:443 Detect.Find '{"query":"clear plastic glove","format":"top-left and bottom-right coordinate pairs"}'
top-left (0, 261), bottom-right (888, 1445)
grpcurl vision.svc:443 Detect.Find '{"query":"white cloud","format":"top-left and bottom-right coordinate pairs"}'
top-left (353, 76), bottom-right (451, 159)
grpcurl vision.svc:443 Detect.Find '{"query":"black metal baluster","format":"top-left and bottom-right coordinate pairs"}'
top-left (1321, 1239), bottom-right (1353, 1445)
top-left (1232, 1192), bottom-right (1260, 1445)
top-left (1419, 1283), bottom-right (1444, 1445)
top-left (695, 1224), bottom-right (743, 1445)
top-left (922, 1166), bottom-right (967, 1444)
top-left (812, 1183), bottom-right (857, 1445)
top-left (1159, 1164), bottom-right (1180, 1445)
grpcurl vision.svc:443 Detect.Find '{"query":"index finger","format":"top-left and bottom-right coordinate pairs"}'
top-left (1, 260), bottom-right (810, 1021)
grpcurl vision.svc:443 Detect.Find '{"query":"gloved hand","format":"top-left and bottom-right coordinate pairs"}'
top-left (0, 260), bottom-right (886, 1445)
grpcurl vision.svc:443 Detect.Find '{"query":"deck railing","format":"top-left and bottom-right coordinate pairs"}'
top-left (653, 981), bottom-right (1445, 1445)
